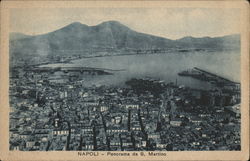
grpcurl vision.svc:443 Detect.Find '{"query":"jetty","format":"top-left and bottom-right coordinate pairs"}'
top-left (19, 66), bottom-right (117, 75)
top-left (178, 67), bottom-right (239, 85)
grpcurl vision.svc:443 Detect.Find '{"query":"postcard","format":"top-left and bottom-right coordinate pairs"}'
top-left (0, 0), bottom-right (249, 160)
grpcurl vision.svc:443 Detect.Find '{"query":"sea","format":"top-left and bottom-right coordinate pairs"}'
top-left (40, 50), bottom-right (240, 89)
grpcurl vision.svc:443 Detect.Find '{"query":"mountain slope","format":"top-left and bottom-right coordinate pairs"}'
top-left (175, 34), bottom-right (240, 49)
top-left (10, 32), bottom-right (32, 41)
top-left (10, 21), bottom-right (240, 58)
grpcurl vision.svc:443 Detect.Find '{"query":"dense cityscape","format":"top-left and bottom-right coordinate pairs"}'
top-left (9, 59), bottom-right (241, 151)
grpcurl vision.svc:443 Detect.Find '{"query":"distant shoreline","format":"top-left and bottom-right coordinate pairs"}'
top-left (36, 48), bottom-right (239, 68)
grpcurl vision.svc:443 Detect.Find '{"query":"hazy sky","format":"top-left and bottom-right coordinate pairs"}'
top-left (10, 8), bottom-right (241, 39)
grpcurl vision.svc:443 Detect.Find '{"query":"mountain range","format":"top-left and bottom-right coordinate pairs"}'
top-left (10, 21), bottom-right (240, 58)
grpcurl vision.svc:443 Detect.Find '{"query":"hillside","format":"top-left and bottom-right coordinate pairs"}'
top-left (10, 21), bottom-right (240, 58)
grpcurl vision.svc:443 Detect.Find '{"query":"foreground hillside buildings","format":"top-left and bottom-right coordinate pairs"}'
top-left (9, 65), bottom-right (240, 151)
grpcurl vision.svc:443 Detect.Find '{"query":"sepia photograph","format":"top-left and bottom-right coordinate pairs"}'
top-left (0, 0), bottom-right (249, 161)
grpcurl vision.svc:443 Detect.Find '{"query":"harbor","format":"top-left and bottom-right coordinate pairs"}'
top-left (178, 67), bottom-right (240, 89)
